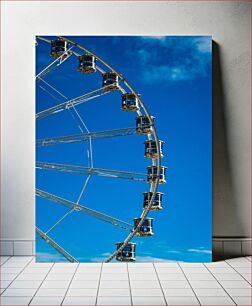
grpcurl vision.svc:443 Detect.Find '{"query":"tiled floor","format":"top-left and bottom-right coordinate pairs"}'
top-left (0, 256), bottom-right (251, 305)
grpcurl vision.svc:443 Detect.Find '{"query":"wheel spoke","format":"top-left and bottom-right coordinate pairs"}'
top-left (36, 127), bottom-right (136, 147)
top-left (36, 86), bottom-right (112, 120)
top-left (36, 226), bottom-right (78, 263)
top-left (36, 161), bottom-right (147, 182)
top-left (36, 189), bottom-right (133, 231)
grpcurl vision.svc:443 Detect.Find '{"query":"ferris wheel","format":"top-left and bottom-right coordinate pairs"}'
top-left (35, 36), bottom-right (167, 263)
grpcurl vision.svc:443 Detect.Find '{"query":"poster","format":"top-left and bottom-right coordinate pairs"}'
top-left (36, 36), bottom-right (212, 263)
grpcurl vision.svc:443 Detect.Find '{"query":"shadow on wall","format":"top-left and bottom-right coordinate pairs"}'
top-left (212, 41), bottom-right (245, 259)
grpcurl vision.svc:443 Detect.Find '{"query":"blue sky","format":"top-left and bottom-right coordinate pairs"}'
top-left (36, 36), bottom-right (212, 262)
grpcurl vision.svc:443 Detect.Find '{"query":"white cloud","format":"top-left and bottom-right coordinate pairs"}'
top-left (135, 36), bottom-right (211, 83)
top-left (187, 248), bottom-right (212, 254)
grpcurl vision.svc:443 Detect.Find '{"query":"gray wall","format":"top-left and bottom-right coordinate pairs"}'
top-left (1, 1), bottom-right (250, 256)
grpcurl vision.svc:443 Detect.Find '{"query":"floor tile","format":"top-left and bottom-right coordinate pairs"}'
top-left (228, 262), bottom-right (252, 268)
top-left (155, 267), bottom-right (182, 273)
top-left (232, 296), bottom-right (252, 305)
top-left (30, 296), bottom-right (64, 305)
top-left (101, 268), bottom-right (128, 274)
top-left (67, 288), bottom-right (97, 296)
top-left (219, 280), bottom-right (252, 288)
top-left (0, 280), bottom-right (12, 288)
top-left (165, 296), bottom-right (200, 305)
top-left (181, 267), bottom-right (209, 274)
top-left (22, 268), bottom-right (49, 274)
top-left (158, 273), bottom-right (186, 280)
top-left (131, 288), bottom-right (163, 296)
top-left (154, 262), bottom-right (179, 267)
top-left (0, 296), bottom-right (32, 305)
top-left (226, 258), bottom-right (250, 263)
top-left (8, 256), bottom-right (33, 262)
top-left (101, 273), bottom-right (128, 281)
top-left (99, 281), bottom-right (130, 288)
top-left (40, 280), bottom-right (71, 288)
top-left (241, 274), bottom-right (252, 283)
top-left (163, 288), bottom-right (195, 296)
top-left (16, 273), bottom-right (46, 281)
top-left (225, 288), bottom-right (252, 296)
top-left (8, 280), bottom-right (42, 289)
top-left (235, 267), bottom-right (252, 274)
top-left (1, 288), bottom-right (37, 296)
top-left (62, 296), bottom-right (96, 305)
top-left (129, 273), bottom-right (157, 281)
top-left (214, 273), bottom-right (246, 281)
top-left (2, 262), bottom-right (28, 268)
top-left (186, 273), bottom-right (215, 280)
top-left (35, 287), bottom-right (67, 296)
top-left (207, 267), bottom-right (236, 274)
top-left (198, 296), bottom-right (236, 305)
top-left (70, 280), bottom-right (99, 288)
top-left (189, 280), bottom-right (221, 288)
top-left (128, 268), bottom-right (155, 274)
top-left (180, 262), bottom-right (205, 267)
top-left (98, 288), bottom-right (130, 296)
top-left (132, 296), bottom-right (166, 305)
top-left (1, 274), bottom-right (17, 281)
top-left (194, 288), bottom-right (228, 296)
top-left (1, 267), bottom-right (23, 274)
top-left (130, 281), bottom-right (160, 289)
top-left (74, 273), bottom-right (100, 281)
top-left (97, 296), bottom-right (132, 305)
top-left (45, 273), bottom-right (73, 281)
top-left (160, 280), bottom-right (190, 288)
top-left (27, 263), bottom-right (53, 268)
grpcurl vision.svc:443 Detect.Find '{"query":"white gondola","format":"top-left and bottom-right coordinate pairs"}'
top-left (121, 93), bottom-right (140, 112)
top-left (134, 218), bottom-right (154, 236)
top-left (78, 54), bottom-right (96, 73)
top-left (144, 140), bottom-right (164, 159)
top-left (102, 72), bottom-right (119, 91)
top-left (50, 39), bottom-right (69, 59)
top-left (143, 192), bottom-right (163, 210)
top-left (147, 166), bottom-right (167, 184)
top-left (136, 115), bottom-right (155, 134)
top-left (116, 242), bottom-right (136, 262)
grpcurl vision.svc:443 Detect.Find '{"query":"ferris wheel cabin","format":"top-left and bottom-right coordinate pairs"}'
top-left (144, 140), bottom-right (164, 159)
top-left (147, 165), bottom-right (167, 184)
top-left (134, 218), bottom-right (154, 236)
top-left (78, 54), bottom-right (96, 73)
top-left (102, 72), bottom-right (119, 91)
top-left (121, 93), bottom-right (140, 112)
top-left (136, 115), bottom-right (155, 134)
top-left (116, 242), bottom-right (136, 262)
top-left (143, 192), bottom-right (164, 210)
top-left (50, 39), bottom-right (69, 59)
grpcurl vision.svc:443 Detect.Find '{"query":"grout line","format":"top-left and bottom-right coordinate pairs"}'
top-left (153, 262), bottom-right (168, 306)
top-left (177, 262), bottom-right (202, 306)
top-left (203, 263), bottom-right (238, 305)
top-left (28, 260), bottom-right (55, 305)
top-left (95, 262), bottom-right (103, 306)
top-left (225, 260), bottom-right (252, 285)
top-left (0, 256), bottom-right (34, 296)
top-left (60, 263), bottom-right (79, 306)
top-left (127, 263), bottom-right (133, 306)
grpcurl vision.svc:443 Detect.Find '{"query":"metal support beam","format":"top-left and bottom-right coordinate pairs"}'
top-left (36, 162), bottom-right (147, 182)
top-left (36, 227), bottom-right (79, 263)
top-left (36, 127), bottom-right (136, 147)
top-left (36, 189), bottom-right (133, 231)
